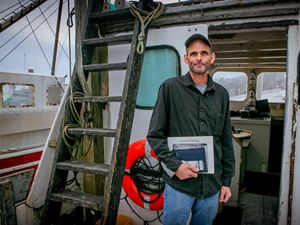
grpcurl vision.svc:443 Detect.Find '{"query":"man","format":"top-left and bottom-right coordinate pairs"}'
top-left (147, 33), bottom-right (235, 225)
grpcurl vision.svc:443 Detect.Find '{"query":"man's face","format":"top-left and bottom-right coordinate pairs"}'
top-left (184, 40), bottom-right (215, 76)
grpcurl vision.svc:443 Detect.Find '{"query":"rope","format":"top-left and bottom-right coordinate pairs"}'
top-left (129, 1), bottom-right (164, 54)
top-left (67, 7), bottom-right (75, 28)
top-left (130, 156), bottom-right (165, 203)
top-left (122, 194), bottom-right (163, 225)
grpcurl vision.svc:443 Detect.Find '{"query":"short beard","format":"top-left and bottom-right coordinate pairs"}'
top-left (190, 65), bottom-right (209, 75)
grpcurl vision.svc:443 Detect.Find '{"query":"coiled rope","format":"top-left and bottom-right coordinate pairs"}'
top-left (129, 1), bottom-right (164, 54)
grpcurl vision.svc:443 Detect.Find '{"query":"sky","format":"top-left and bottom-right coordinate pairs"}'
top-left (0, 0), bottom-right (183, 78)
top-left (0, 0), bottom-right (74, 78)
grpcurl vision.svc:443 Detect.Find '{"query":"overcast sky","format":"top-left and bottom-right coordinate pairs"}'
top-left (0, 0), bottom-right (76, 77)
top-left (0, 0), bottom-right (182, 77)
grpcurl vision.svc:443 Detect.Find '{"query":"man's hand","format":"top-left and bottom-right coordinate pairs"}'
top-left (175, 163), bottom-right (199, 180)
top-left (219, 186), bottom-right (231, 203)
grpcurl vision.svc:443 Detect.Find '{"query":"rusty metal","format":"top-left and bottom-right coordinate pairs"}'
top-left (287, 83), bottom-right (298, 225)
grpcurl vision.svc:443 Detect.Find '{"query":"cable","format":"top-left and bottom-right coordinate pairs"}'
top-left (0, 0), bottom-right (57, 50)
top-left (67, 0), bottom-right (72, 78)
top-left (123, 195), bottom-right (163, 225)
top-left (66, 7), bottom-right (75, 28)
top-left (18, 0), bottom-right (52, 69)
top-left (129, 155), bottom-right (165, 207)
top-left (1, 0), bottom-right (69, 92)
top-left (0, 0), bottom-right (29, 14)
top-left (0, 0), bottom-right (33, 18)
top-left (36, 0), bottom-right (73, 67)
top-left (55, 30), bottom-right (69, 72)
top-left (0, 2), bottom-right (59, 63)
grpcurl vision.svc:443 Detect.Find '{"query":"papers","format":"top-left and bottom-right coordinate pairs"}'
top-left (168, 136), bottom-right (214, 174)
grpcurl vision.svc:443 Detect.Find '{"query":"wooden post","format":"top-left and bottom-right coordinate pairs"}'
top-left (82, 44), bottom-right (108, 196)
top-left (80, 0), bottom-right (108, 196)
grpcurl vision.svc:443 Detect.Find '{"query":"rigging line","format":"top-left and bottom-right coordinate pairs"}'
top-left (0, 3), bottom-right (59, 63)
top-left (55, 30), bottom-right (73, 73)
top-left (0, 0), bottom-right (32, 16)
top-left (1, 0), bottom-right (32, 21)
top-left (0, 0), bottom-right (58, 49)
top-left (67, 0), bottom-right (72, 77)
top-left (37, 0), bottom-right (72, 66)
top-left (17, 0), bottom-right (52, 69)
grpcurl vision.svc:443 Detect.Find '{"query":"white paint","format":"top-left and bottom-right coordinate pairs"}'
top-left (291, 23), bottom-right (300, 225)
top-left (278, 24), bottom-right (300, 225)
top-left (0, 161), bottom-right (39, 175)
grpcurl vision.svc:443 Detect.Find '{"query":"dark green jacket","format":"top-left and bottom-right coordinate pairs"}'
top-left (147, 72), bottom-right (235, 198)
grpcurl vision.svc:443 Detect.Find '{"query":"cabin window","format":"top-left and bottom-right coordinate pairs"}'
top-left (136, 46), bottom-right (180, 108)
top-left (47, 85), bottom-right (63, 106)
top-left (0, 83), bottom-right (34, 108)
top-left (212, 72), bottom-right (247, 101)
top-left (256, 72), bottom-right (286, 103)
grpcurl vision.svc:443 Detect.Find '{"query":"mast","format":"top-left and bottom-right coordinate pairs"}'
top-left (51, 0), bottom-right (64, 75)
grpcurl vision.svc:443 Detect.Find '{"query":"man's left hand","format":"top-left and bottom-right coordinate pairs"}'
top-left (219, 186), bottom-right (231, 203)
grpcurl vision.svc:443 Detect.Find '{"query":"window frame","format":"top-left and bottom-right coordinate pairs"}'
top-left (0, 82), bottom-right (35, 108)
top-left (256, 72), bottom-right (286, 103)
top-left (212, 71), bottom-right (248, 102)
top-left (136, 45), bottom-right (181, 110)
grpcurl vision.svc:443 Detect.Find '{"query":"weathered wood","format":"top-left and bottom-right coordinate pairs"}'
top-left (67, 127), bottom-right (116, 137)
top-left (214, 40), bottom-right (286, 52)
top-left (73, 96), bottom-right (122, 103)
top-left (0, 169), bottom-right (34, 203)
top-left (89, 0), bottom-right (299, 35)
top-left (102, 19), bottom-right (149, 225)
top-left (56, 161), bottom-right (111, 176)
top-left (0, 180), bottom-right (17, 225)
top-left (216, 57), bottom-right (286, 64)
top-left (83, 44), bottom-right (109, 197)
top-left (210, 29), bottom-right (287, 43)
top-left (215, 50), bottom-right (286, 58)
top-left (82, 34), bottom-right (133, 46)
top-left (216, 63), bottom-right (285, 68)
top-left (49, 191), bottom-right (103, 211)
top-left (83, 62), bottom-right (127, 72)
top-left (209, 20), bottom-right (298, 32)
top-left (39, 1), bottom-right (152, 224)
top-left (215, 57), bottom-right (286, 65)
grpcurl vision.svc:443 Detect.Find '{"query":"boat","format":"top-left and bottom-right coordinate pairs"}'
top-left (0, 72), bottom-right (64, 204)
top-left (1, 0), bottom-right (300, 225)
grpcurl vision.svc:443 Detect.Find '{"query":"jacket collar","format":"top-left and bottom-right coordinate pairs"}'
top-left (182, 72), bottom-right (216, 93)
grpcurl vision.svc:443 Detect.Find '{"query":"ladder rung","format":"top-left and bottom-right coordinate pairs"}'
top-left (82, 34), bottom-right (133, 46)
top-left (56, 160), bottom-right (111, 176)
top-left (67, 128), bottom-right (116, 137)
top-left (50, 191), bottom-right (103, 211)
top-left (83, 62), bottom-right (127, 72)
top-left (73, 96), bottom-right (122, 103)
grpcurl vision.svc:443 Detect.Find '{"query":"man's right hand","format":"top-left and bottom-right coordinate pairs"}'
top-left (175, 163), bottom-right (199, 180)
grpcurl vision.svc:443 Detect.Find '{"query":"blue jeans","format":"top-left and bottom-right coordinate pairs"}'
top-left (163, 184), bottom-right (219, 225)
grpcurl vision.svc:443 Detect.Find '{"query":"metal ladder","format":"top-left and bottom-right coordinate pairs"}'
top-left (39, 1), bottom-right (148, 224)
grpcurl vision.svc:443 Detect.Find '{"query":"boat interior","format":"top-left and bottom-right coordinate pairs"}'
top-left (209, 27), bottom-right (287, 225)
